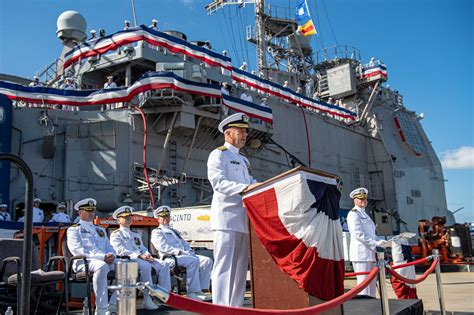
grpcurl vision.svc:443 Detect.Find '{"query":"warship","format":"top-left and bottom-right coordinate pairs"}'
top-left (0, 0), bottom-right (449, 236)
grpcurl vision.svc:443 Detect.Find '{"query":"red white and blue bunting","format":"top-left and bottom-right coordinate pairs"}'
top-left (0, 72), bottom-right (221, 106)
top-left (64, 25), bottom-right (232, 71)
top-left (231, 67), bottom-right (357, 120)
top-left (222, 94), bottom-right (273, 123)
top-left (360, 64), bottom-right (387, 80)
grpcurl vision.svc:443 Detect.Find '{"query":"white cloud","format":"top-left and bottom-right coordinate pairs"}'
top-left (179, 0), bottom-right (194, 5)
top-left (441, 146), bottom-right (474, 169)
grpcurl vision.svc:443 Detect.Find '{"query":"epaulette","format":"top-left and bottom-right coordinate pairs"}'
top-left (216, 146), bottom-right (227, 151)
top-left (351, 208), bottom-right (357, 212)
top-left (112, 229), bottom-right (120, 233)
top-left (70, 224), bottom-right (79, 227)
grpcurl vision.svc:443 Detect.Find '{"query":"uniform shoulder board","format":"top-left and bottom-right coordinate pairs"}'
top-left (350, 208), bottom-right (357, 212)
top-left (70, 224), bottom-right (80, 227)
top-left (216, 145), bottom-right (227, 151)
top-left (112, 229), bottom-right (120, 233)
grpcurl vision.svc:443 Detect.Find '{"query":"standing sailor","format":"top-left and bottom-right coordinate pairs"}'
top-left (103, 76), bottom-right (117, 89)
top-left (49, 203), bottom-right (71, 223)
top-left (207, 113), bottom-right (259, 306)
top-left (32, 198), bottom-right (44, 223)
top-left (149, 19), bottom-right (158, 30)
top-left (347, 187), bottom-right (385, 297)
top-left (123, 20), bottom-right (131, 30)
top-left (0, 204), bottom-right (11, 221)
top-left (67, 198), bottom-right (117, 314)
top-left (110, 206), bottom-right (171, 310)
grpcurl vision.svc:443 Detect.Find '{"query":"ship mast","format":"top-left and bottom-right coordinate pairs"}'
top-left (255, 0), bottom-right (267, 78)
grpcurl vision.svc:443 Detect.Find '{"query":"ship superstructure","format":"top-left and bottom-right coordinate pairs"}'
top-left (0, 2), bottom-right (448, 234)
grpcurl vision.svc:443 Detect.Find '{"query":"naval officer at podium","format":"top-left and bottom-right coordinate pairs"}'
top-left (207, 113), bottom-right (259, 306)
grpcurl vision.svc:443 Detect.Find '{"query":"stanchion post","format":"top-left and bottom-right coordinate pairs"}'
top-left (377, 251), bottom-right (390, 315)
top-left (115, 259), bottom-right (138, 315)
top-left (432, 249), bottom-right (446, 315)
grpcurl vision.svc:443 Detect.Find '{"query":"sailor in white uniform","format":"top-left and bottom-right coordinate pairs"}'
top-left (150, 206), bottom-right (212, 301)
top-left (347, 187), bottom-right (385, 297)
top-left (29, 75), bottom-right (44, 87)
top-left (207, 113), bottom-right (258, 306)
top-left (149, 19), bottom-right (158, 30)
top-left (103, 76), bottom-right (117, 89)
top-left (0, 204), bottom-right (11, 221)
top-left (109, 206), bottom-right (171, 310)
top-left (67, 198), bottom-right (117, 314)
top-left (32, 198), bottom-right (44, 223)
top-left (123, 20), bottom-right (131, 30)
top-left (49, 203), bottom-right (71, 223)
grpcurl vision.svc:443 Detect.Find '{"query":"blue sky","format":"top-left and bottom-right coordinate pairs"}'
top-left (0, 0), bottom-right (472, 222)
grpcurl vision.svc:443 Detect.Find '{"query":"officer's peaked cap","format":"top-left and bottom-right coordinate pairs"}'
top-left (74, 198), bottom-right (97, 211)
top-left (113, 206), bottom-right (134, 220)
top-left (153, 205), bottom-right (171, 218)
top-left (218, 113), bottom-right (249, 133)
top-left (349, 187), bottom-right (368, 199)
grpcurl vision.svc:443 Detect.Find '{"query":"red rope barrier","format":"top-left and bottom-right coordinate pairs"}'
top-left (163, 268), bottom-right (379, 315)
top-left (391, 256), bottom-right (432, 270)
top-left (386, 258), bottom-right (438, 284)
top-left (344, 271), bottom-right (370, 278)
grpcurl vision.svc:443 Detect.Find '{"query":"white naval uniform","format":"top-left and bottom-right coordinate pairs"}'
top-left (207, 142), bottom-right (256, 306)
top-left (347, 206), bottom-right (379, 297)
top-left (103, 82), bottom-right (117, 89)
top-left (67, 220), bottom-right (117, 309)
top-left (151, 225), bottom-right (212, 294)
top-left (49, 212), bottom-right (71, 223)
top-left (0, 211), bottom-right (12, 221)
top-left (110, 227), bottom-right (171, 291)
top-left (18, 207), bottom-right (44, 223)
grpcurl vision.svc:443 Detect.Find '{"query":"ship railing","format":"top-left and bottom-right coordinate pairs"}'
top-left (265, 4), bottom-right (294, 21)
top-left (314, 45), bottom-right (362, 64)
top-left (37, 58), bottom-right (64, 86)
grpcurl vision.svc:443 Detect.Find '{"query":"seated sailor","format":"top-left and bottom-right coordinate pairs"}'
top-left (110, 206), bottom-right (171, 310)
top-left (66, 198), bottom-right (117, 315)
top-left (151, 206), bottom-right (212, 301)
top-left (49, 203), bottom-right (71, 223)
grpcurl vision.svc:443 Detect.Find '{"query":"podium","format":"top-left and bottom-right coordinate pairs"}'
top-left (249, 224), bottom-right (342, 314)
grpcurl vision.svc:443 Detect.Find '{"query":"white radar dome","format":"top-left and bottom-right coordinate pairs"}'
top-left (56, 11), bottom-right (87, 47)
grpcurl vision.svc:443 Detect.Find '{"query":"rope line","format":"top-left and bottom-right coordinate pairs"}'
top-left (161, 268), bottom-right (378, 315)
top-left (391, 256), bottom-right (433, 270)
top-left (386, 258), bottom-right (438, 285)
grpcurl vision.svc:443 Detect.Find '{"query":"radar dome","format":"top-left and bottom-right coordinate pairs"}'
top-left (56, 11), bottom-right (87, 47)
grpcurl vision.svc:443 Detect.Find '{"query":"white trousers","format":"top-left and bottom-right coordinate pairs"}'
top-left (170, 254), bottom-right (212, 293)
top-left (352, 261), bottom-right (377, 297)
top-left (212, 230), bottom-right (248, 306)
top-left (75, 259), bottom-right (117, 309)
top-left (136, 258), bottom-right (172, 292)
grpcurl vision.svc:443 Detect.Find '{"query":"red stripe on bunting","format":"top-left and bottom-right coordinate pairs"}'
top-left (243, 187), bottom-right (344, 300)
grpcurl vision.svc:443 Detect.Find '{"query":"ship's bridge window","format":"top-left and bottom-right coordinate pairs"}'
top-left (394, 111), bottom-right (425, 156)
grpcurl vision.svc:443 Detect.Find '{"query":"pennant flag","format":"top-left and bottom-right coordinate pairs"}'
top-left (296, 0), bottom-right (317, 36)
top-left (298, 19), bottom-right (317, 36)
top-left (242, 167), bottom-right (345, 300)
top-left (222, 94), bottom-right (273, 123)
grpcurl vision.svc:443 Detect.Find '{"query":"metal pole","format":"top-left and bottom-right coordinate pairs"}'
top-left (377, 251), bottom-right (390, 315)
top-left (0, 154), bottom-right (34, 315)
top-left (130, 0), bottom-right (138, 27)
top-left (115, 259), bottom-right (138, 315)
top-left (432, 249), bottom-right (446, 315)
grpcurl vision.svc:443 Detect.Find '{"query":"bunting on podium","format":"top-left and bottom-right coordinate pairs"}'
top-left (242, 167), bottom-right (345, 300)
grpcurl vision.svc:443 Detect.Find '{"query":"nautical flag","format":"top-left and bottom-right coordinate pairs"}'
top-left (296, 0), bottom-right (317, 36)
top-left (242, 167), bottom-right (345, 300)
top-left (295, 0), bottom-right (311, 22)
top-left (298, 19), bottom-right (317, 36)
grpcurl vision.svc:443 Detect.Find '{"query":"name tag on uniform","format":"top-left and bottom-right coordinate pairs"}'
top-left (80, 229), bottom-right (89, 234)
top-left (230, 160), bottom-right (241, 165)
